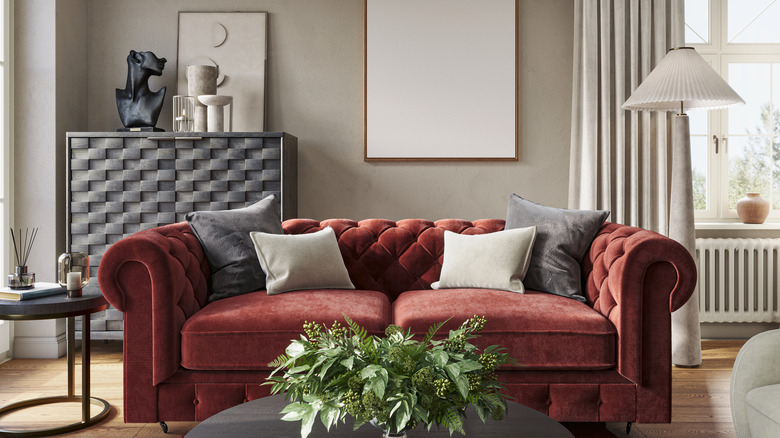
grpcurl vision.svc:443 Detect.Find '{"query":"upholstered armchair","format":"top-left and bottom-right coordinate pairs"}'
top-left (730, 329), bottom-right (780, 438)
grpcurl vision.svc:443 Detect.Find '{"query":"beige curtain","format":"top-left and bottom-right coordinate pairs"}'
top-left (569, 0), bottom-right (684, 234)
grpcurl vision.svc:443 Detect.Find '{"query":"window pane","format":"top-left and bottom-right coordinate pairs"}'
top-left (728, 136), bottom-right (771, 209)
top-left (728, 63), bottom-right (770, 135)
top-left (774, 64), bottom-right (780, 121)
top-left (685, 0), bottom-right (710, 44)
top-left (689, 108), bottom-right (707, 135)
top-left (773, 136), bottom-right (780, 209)
top-left (692, 135), bottom-right (709, 210)
top-left (728, 0), bottom-right (780, 43)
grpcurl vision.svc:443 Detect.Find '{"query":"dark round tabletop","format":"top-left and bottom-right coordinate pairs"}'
top-left (185, 395), bottom-right (574, 438)
top-left (0, 290), bottom-right (107, 320)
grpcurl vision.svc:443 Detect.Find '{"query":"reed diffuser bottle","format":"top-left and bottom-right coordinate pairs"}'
top-left (8, 227), bottom-right (38, 289)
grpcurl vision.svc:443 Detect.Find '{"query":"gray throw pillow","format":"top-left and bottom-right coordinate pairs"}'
top-left (186, 195), bottom-right (282, 302)
top-left (431, 226), bottom-right (537, 293)
top-left (505, 194), bottom-right (609, 301)
top-left (250, 227), bottom-right (355, 295)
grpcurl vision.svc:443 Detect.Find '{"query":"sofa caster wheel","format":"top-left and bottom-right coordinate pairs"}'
top-left (160, 421), bottom-right (168, 433)
top-left (626, 422), bottom-right (633, 434)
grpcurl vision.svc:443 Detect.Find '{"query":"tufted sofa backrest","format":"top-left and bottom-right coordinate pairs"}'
top-left (282, 218), bottom-right (506, 302)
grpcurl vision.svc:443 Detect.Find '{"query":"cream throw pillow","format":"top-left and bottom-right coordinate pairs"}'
top-left (431, 226), bottom-right (537, 293)
top-left (250, 227), bottom-right (355, 295)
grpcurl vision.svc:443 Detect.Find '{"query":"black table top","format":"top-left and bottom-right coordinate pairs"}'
top-left (185, 395), bottom-right (574, 438)
top-left (0, 290), bottom-right (108, 320)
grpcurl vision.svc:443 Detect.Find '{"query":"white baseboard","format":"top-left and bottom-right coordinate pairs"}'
top-left (12, 333), bottom-right (67, 359)
top-left (701, 322), bottom-right (779, 340)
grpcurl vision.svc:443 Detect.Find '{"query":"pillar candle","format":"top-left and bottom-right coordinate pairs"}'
top-left (66, 271), bottom-right (82, 290)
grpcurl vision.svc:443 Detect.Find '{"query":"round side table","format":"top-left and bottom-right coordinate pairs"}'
top-left (0, 291), bottom-right (111, 437)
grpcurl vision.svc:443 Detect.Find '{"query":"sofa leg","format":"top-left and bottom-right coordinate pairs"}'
top-left (160, 421), bottom-right (168, 434)
top-left (626, 422), bottom-right (633, 434)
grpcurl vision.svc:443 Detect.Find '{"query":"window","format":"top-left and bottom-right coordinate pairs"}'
top-left (686, 0), bottom-right (780, 221)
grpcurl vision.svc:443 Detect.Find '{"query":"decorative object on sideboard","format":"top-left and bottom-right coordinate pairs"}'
top-left (736, 192), bottom-right (770, 224)
top-left (172, 95), bottom-right (195, 132)
top-left (58, 252), bottom-right (90, 298)
top-left (177, 11), bottom-right (268, 131)
top-left (8, 227), bottom-right (38, 289)
top-left (116, 50), bottom-right (167, 132)
top-left (186, 65), bottom-right (218, 132)
top-left (197, 94), bottom-right (233, 132)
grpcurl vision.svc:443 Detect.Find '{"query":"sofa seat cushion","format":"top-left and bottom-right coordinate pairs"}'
top-left (393, 289), bottom-right (616, 370)
top-left (180, 289), bottom-right (392, 370)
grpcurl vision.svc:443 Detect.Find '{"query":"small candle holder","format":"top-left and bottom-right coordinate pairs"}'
top-left (65, 272), bottom-right (82, 298)
top-left (172, 95), bottom-right (195, 132)
top-left (8, 265), bottom-right (35, 290)
top-left (58, 252), bottom-right (89, 298)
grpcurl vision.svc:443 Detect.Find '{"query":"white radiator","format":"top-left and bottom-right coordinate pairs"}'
top-left (695, 238), bottom-right (780, 323)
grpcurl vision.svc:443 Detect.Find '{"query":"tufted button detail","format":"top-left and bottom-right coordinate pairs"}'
top-left (283, 218), bottom-right (505, 301)
top-left (193, 398), bottom-right (199, 405)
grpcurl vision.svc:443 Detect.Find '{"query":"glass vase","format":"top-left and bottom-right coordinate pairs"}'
top-left (8, 265), bottom-right (34, 289)
top-left (58, 252), bottom-right (90, 288)
top-left (370, 419), bottom-right (409, 438)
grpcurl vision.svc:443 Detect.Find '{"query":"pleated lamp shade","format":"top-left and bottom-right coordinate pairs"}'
top-left (622, 47), bottom-right (744, 112)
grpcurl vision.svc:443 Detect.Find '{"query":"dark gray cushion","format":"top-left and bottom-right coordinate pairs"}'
top-left (505, 194), bottom-right (609, 301)
top-left (186, 195), bottom-right (282, 302)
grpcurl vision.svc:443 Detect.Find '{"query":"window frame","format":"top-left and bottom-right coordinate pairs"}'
top-left (688, 0), bottom-right (780, 223)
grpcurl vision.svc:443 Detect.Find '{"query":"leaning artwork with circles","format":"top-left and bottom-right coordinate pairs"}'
top-left (177, 11), bottom-right (268, 132)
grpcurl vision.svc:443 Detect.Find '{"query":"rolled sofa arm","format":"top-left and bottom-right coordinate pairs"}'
top-left (730, 329), bottom-right (780, 438)
top-left (583, 223), bottom-right (696, 398)
top-left (98, 221), bottom-right (210, 386)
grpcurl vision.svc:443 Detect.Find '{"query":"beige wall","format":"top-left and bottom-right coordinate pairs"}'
top-left (14, 0), bottom-right (87, 281)
top-left (83, 0), bottom-right (575, 221)
top-left (13, 0), bottom-right (574, 281)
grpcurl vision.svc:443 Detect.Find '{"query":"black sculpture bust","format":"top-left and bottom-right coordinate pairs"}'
top-left (116, 50), bottom-right (167, 131)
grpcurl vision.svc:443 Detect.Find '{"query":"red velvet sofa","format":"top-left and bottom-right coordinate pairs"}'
top-left (98, 218), bottom-right (695, 427)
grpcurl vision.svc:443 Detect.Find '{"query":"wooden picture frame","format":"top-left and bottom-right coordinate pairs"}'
top-left (364, 0), bottom-right (518, 161)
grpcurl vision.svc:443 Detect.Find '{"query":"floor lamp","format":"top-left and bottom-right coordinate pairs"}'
top-left (623, 47), bottom-right (744, 367)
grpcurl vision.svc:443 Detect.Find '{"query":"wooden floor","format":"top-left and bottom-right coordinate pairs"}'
top-left (0, 340), bottom-right (744, 437)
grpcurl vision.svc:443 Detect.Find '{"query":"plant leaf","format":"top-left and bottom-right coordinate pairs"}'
top-left (319, 402), bottom-right (340, 432)
top-left (300, 404), bottom-right (317, 438)
top-left (444, 363), bottom-right (461, 381)
top-left (454, 374), bottom-right (469, 401)
top-left (458, 359), bottom-right (483, 373)
top-left (360, 365), bottom-right (388, 399)
top-left (431, 350), bottom-right (448, 368)
top-left (280, 402), bottom-right (308, 421)
top-left (289, 364), bottom-right (311, 374)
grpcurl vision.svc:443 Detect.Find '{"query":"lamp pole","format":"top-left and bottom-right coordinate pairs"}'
top-left (669, 111), bottom-right (701, 367)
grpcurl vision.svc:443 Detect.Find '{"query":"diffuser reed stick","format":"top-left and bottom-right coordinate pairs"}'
top-left (10, 227), bottom-right (38, 267)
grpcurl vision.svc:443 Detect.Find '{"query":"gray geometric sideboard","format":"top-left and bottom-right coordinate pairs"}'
top-left (66, 132), bottom-right (297, 339)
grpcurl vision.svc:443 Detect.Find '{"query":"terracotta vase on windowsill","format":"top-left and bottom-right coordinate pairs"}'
top-left (736, 192), bottom-right (770, 224)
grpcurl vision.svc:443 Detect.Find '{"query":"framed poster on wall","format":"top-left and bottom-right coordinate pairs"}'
top-left (177, 11), bottom-right (268, 132)
top-left (364, 0), bottom-right (518, 161)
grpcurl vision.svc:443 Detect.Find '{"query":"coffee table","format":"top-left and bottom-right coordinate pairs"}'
top-left (185, 394), bottom-right (573, 437)
top-left (0, 291), bottom-right (111, 437)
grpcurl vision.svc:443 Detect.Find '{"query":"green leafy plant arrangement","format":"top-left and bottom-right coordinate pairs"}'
top-left (265, 315), bottom-right (515, 438)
